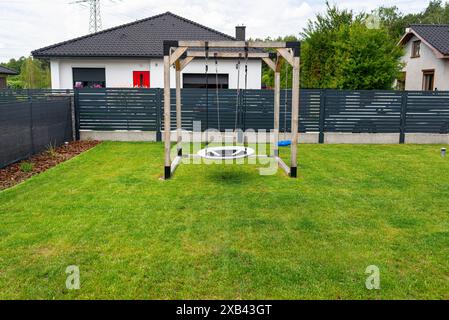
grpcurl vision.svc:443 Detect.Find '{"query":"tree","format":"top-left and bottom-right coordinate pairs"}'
top-left (376, 1), bottom-right (449, 40)
top-left (0, 56), bottom-right (27, 73)
top-left (19, 57), bottom-right (51, 89)
top-left (301, 2), bottom-right (403, 90)
top-left (1, 57), bottom-right (50, 89)
top-left (301, 2), bottom-right (364, 88)
top-left (261, 35), bottom-right (298, 89)
top-left (333, 23), bottom-right (404, 90)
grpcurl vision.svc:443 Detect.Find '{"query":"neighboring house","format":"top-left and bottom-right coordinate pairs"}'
top-left (0, 66), bottom-right (18, 89)
top-left (32, 12), bottom-right (261, 90)
top-left (399, 24), bottom-right (449, 91)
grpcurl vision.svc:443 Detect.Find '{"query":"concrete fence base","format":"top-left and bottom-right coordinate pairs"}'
top-left (80, 130), bottom-right (157, 142)
top-left (404, 133), bottom-right (449, 144)
top-left (324, 133), bottom-right (400, 144)
top-left (80, 130), bottom-right (449, 144)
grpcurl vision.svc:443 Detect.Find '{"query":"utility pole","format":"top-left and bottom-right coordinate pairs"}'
top-left (71, 0), bottom-right (102, 33)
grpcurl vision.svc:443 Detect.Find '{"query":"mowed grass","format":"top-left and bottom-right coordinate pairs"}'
top-left (0, 142), bottom-right (449, 299)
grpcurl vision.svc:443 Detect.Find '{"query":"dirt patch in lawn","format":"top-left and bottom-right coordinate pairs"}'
top-left (0, 140), bottom-right (100, 191)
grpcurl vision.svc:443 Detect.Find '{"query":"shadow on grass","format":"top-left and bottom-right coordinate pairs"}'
top-left (205, 166), bottom-right (257, 185)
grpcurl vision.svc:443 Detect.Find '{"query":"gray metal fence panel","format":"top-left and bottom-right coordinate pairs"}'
top-left (0, 97), bottom-right (73, 168)
top-left (324, 90), bottom-right (402, 133)
top-left (160, 88), bottom-right (321, 132)
top-left (406, 91), bottom-right (449, 133)
top-left (0, 89), bottom-right (72, 104)
top-left (72, 88), bottom-right (449, 139)
top-left (77, 88), bottom-right (159, 131)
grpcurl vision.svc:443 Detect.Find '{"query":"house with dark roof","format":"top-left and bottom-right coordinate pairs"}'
top-left (32, 12), bottom-right (261, 90)
top-left (398, 25), bottom-right (449, 91)
top-left (0, 66), bottom-right (18, 89)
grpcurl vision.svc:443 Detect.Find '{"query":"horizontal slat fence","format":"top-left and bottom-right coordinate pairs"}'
top-left (406, 91), bottom-right (449, 133)
top-left (77, 88), bottom-right (160, 131)
top-left (3, 88), bottom-right (447, 146)
top-left (323, 90), bottom-right (402, 133)
top-left (74, 88), bottom-right (449, 143)
top-left (0, 89), bottom-right (72, 104)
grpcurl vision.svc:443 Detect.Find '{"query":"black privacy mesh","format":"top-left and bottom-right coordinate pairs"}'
top-left (0, 97), bottom-right (73, 168)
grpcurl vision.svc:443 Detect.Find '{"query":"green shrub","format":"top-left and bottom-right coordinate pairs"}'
top-left (19, 162), bottom-right (33, 173)
top-left (46, 143), bottom-right (58, 158)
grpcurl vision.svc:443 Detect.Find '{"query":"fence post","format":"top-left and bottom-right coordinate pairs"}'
top-left (28, 90), bottom-right (35, 155)
top-left (399, 91), bottom-right (408, 144)
top-left (318, 89), bottom-right (326, 144)
top-left (156, 88), bottom-right (162, 142)
top-left (69, 90), bottom-right (77, 141)
top-left (74, 89), bottom-right (81, 141)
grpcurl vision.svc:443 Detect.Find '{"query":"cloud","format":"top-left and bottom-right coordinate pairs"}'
top-left (0, 0), bottom-right (430, 62)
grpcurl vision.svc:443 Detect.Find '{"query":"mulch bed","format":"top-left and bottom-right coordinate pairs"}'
top-left (0, 140), bottom-right (101, 191)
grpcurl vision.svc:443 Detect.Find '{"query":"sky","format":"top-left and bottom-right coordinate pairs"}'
top-left (0, 0), bottom-right (432, 62)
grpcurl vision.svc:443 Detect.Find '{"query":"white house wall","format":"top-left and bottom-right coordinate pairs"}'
top-left (50, 58), bottom-right (262, 90)
top-left (402, 35), bottom-right (449, 90)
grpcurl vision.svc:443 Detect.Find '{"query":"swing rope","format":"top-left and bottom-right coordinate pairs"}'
top-left (205, 42), bottom-right (209, 148)
top-left (197, 44), bottom-right (254, 160)
top-left (234, 54), bottom-right (241, 133)
top-left (214, 53), bottom-right (221, 132)
top-left (284, 61), bottom-right (289, 140)
top-left (243, 44), bottom-right (249, 133)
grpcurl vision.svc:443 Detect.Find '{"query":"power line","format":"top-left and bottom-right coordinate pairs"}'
top-left (70, 0), bottom-right (103, 34)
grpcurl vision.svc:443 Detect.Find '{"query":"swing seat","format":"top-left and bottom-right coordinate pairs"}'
top-left (278, 140), bottom-right (292, 147)
top-left (197, 146), bottom-right (255, 160)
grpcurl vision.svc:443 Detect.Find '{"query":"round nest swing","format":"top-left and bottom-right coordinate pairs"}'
top-left (197, 146), bottom-right (255, 160)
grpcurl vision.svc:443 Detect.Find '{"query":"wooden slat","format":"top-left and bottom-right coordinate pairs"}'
top-left (187, 51), bottom-right (269, 58)
top-left (170, 47), bottom-right (188, 65)
top-left (178, 40), bottom-right (287, 48)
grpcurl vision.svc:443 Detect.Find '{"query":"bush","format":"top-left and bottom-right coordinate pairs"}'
top-left (19, 162), bottom-right (33, 173)
top-left (46, 143), bottom-right (58, 158)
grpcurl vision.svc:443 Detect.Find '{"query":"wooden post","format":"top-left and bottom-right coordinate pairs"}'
top-left (163, 54), bottom-right (171, 179)
top-left (175, 61), bottom-right (182, 156)
top-left (290, 56), bottom-right (300, 178)
top-left (273, 58), bottom-right (281, 157)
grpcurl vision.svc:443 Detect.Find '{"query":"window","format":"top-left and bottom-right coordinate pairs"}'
top-left (183, 73), bottom-right (229, 89)
top-left (73, 68), bottom-right (106, 88)
top-left (422, 69), bottom-right (435, 91)
top-left (412, 40), bottom-right (421, 58)
top-left (133, 71), bottom-right (150, 88)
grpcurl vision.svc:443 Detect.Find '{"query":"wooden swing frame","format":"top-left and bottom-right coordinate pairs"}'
top-left (163, 40), bottom-right (301, 180)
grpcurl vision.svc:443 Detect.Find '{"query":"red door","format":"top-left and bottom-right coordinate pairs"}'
top-left (133, 71), bottom-right (150, 88)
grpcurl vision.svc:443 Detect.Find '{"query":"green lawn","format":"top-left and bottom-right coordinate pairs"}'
top-left (0, 142), bottom-right (449, 299)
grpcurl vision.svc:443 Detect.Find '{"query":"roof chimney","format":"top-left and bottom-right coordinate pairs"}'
top-left (236, 25), bottom-right (246, 41)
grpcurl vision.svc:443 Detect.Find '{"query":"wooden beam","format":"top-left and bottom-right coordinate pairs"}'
top-left (178, 40), bottom-right (287, 49)
top-left (262, 57), bottom-right (276, 71)
top-left (276, 157), bottom-right (291, 176)
top-left (171, 156), bottom-right (183, 174)
top-left (163, 55), bottom-right (171, 179)
top-left (290, 56), bottom-right (300, 178)
top-left (273, 57), bottom-right (281, 157)
top-left (169, 47), bottom-right (188, 65)
top-left (277, 48), bottom-right (294, 67)
top-left (187, 51), bottom-right (269, 59)
top-left (250, 41), bottom-right (287, 48)
top-left (179, 56), bottom-right (194, 71)
top-left (175, 61), bottom-right (182, 155)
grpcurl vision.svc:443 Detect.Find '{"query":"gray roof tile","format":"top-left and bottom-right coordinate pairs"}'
top-left (32, 12), bottom-right (237, 58)
top-left (0, 66), bottom-right (18, 75)
top-left (410, 24), bottom-right (449, 55)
